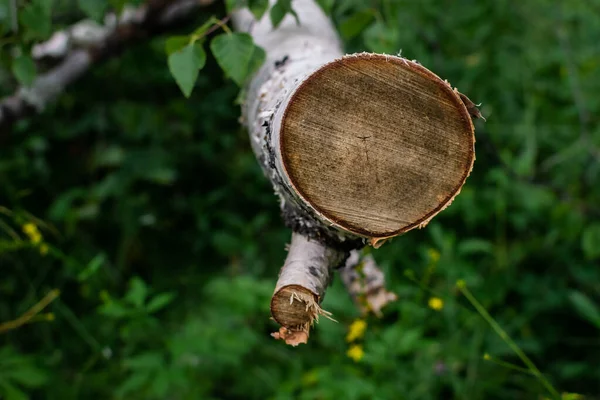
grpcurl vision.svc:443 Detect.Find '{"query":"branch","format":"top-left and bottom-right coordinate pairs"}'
top-left (0, 0), bottom-right (215, 135)
top-left (339, 251), bottom-right (397, 316)
top-left (270, 233), bottom-right (348, 346)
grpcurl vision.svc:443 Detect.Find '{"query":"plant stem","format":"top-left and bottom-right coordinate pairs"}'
top-left (457, 281), bottom-right (560, 399)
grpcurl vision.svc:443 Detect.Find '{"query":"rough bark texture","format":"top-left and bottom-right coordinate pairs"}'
top-left (340, 252), bottom-right (397, 316)
top-left (234, 0), bottom-right (354, 344)
top-left (234, 0), bottom-right (477, 344)
top-left (0, 0), bottom-right (215, 135)
top-left (233, 1), bottom-right (355, 248)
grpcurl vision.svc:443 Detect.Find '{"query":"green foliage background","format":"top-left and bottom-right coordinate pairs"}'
top-left (1, 0), bottom-right (599, 399)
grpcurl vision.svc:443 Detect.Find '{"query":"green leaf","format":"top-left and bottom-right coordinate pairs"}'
top-left (149, 370), bottom-right (171, 398)
top-left (248, 0), bottom-right (269, 20)
top-left (47, 188), bottom-right (86, 220)
top-left (77, 0), bottom-right (107, 22)
top-left (108, 0), bottom-right (127, 14)
top-left (568, 291), bottom-right (600, 329)
top-left (339, 9), bottom-right (375, 39)
top-left (115, 371), bottom-right (151, 398)
top-left (146, 292), bottom-right (176, 313)
top-left (7, 364), bottom-right (47, 387)
top-left (123, 352), bottom-right (164, 370)
top-left (11, 54), bottom-right (36, 86)
top-left (225, 0), bottom-right (245, 14)
top-left (581, 223), bottom-right (600, 260)
top-left (77, 253), bottom-right (106, 282)
top-left (20, 0), bottom-right (52, 40)
top-left (165, 19), bottom-right (216, 57)
top-left (210, 33), bottom-right (265, 86)
top-left (315, 0), bottom-right (335, 14)
top-left (458, 239), bottom-right (494, 255)
top-left (0, 382), bottom-right (28, 400)
top-left (270, 0), bottom-right (298, 28)
top-left (167, 42), bottom-right (206, 97)
top-left (165, 36), bottom-right (189, 55)
top-left (98, 301), bottom-right (130, 318)
top-left (125, 277), bottom-right (149, 308)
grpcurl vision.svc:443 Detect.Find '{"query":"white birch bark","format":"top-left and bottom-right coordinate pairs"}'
top-left (233, 0), bottom-right (476, 344)
top-left (233, 1), bottom-right (360, 345)
top-left (232, 1), bottom-right (363, 247)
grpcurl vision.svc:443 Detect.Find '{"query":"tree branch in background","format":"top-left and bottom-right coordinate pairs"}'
top-left (0, 0), bottom-right (215, 135)
top-left (340, 251), bottom-right (397, 317)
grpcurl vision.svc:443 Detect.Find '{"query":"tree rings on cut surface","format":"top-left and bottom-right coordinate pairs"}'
top-left (270, 285), bottom-right (319, 328)
top-left (279, 53), bottom-right (475, 240)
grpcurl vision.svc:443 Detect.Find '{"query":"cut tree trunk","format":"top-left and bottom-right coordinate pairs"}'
top-left (233, 0), bottom-right (477, 345)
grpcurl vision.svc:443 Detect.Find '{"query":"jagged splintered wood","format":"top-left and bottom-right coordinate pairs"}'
top-left (270, 233), bottom-right (346, 345)
top-left (234, 0), bottom-right (477, 345)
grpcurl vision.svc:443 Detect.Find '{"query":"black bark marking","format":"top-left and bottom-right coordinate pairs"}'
top-left (262, 119), bottom-right (277, 169)
top-left (274, 55), bottom-right (289, 69)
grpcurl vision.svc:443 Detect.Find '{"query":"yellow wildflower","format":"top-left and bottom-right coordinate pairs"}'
top-left (428, 248), bottom-right (440, 263)
top-left (347, 344), bottom-right (364, 362)
top-left (428, 297), bottom-right (444, 311)
top-left (346, 319), bottom-right (367, 342)
top-left (39, 244), bottom-right (49, 255)
top-left (483, 353), bottom-right (491, 361)
top-left (31, 233), bottom-right (42, 244)
top-left (22, 222), bottom-right (42, 244)
top-left (22, 222), bottom-right (37, 236)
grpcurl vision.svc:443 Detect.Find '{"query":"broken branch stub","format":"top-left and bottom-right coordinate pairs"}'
top-left (340, 251), bottom-right (397, 317)
top-left (270, 233), bottom-right (346, 345)
top-left (233, 0), bottom-right (476, 343)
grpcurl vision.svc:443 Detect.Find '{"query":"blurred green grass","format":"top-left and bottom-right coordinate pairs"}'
top-left (1, 0), bottom-right (599, 399)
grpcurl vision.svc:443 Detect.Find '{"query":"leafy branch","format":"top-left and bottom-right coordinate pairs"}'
top-left (0, 0), bottom-right (216, 134)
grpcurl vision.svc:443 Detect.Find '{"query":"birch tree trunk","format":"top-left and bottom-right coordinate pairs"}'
top-left (233, 0), bottom-right (476, 345)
